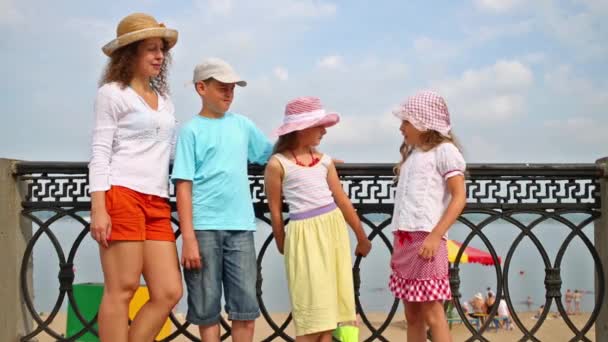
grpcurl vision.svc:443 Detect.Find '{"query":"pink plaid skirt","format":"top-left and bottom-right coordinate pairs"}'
top-left (389, 231), bottom-right (451, 302)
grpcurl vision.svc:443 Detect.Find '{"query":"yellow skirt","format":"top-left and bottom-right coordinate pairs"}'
top-left (284, 208), bottom-right (356, 336)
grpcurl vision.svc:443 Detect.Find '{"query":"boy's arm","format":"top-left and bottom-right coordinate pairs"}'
top-left (171, 125), bottom-right (201, 269)
top-left (176, 180), bottom-right (201, 269)
top-left (264, 157), bottom-right (285, 254)
top-left (247, 119), bottom-right (273, 164)
top-left (327, 162), bottom-right (371, 257)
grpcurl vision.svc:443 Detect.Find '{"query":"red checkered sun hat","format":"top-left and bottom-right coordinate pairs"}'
top-left (273, 96), bottom-right (340, 136)
top-left (393, 90), bottom-right (452, 136)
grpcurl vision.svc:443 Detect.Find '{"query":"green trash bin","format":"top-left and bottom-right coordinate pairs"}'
top-left (65, 283), bottom-right (104, 342)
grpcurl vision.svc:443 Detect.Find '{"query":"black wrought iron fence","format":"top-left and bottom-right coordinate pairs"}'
top-left (13, 162), bottom-right (605, 341)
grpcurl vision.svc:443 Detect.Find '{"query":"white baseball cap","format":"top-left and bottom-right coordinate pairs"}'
top-left (192, 57), bottom-right (247, 87)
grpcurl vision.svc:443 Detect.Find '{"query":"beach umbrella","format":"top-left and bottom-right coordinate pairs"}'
top-left (447, 240), bottom-right (501, 266)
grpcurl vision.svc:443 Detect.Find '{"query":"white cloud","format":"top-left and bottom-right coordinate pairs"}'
top-left (463, 135), bottom-right (502, 162)
top-left (273, 66), bottom-right (289, 81)
top-left (0, 0), bottom-right (22, 26)
top-left (207, 0), bottom-right (233, 15)
top-left (234, 55), bottom-right (412, 162)
top-left (317, 55), bottom-right (344, 69)
top-left (276, 0), bottom-right (336, 18)
top-left (535, 1), bottom-right (608, 60)
top-left (544, 118), bottom-right (608, 145)
top-left (412, 36), bottom-right (460, 61)
top-left (473, 0), bottom-right (525, 12)
top-left (439, 60), bottom-right (533, 93)
top-left (0, 0), bottom-right (605, 165)
top-left (319, 112), bottom-right (404, 163)
top-left (413, 20), bottom-right (532, 63)
top-left (473, 1), bottom-right (607, 60)
top-left (192, 0), bottom-right (233, 15)
top-left (544, 65), bottom-right (608, 113)
top-left (195, 0), bottom-right (336, 19)
top-left (203, 0), bottom-right (233, 15)
top-left (578, 0), bottom-right (608, 15)
top-left (66, 17), bottom-right (113, 43)
top-left (471, 20), bottom-right (533, 43)
top-left (430, 60), bottom-right (533, 121)
top-left (413, 36), bottom-right (435, 52)
top-left (326, 111), bottom-right (397, 145)
top-left (522, 52), bottom-right (545, 64)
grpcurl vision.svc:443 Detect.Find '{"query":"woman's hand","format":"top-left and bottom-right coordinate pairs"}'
top-left (90, 207), bottom-right (112, 248)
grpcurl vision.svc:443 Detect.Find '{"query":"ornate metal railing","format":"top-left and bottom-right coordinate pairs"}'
top-left (14, 162), bottom-right (605, 341)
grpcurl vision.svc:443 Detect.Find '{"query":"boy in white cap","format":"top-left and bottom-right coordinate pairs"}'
top-left (172, 58), bottom-right (272, 341)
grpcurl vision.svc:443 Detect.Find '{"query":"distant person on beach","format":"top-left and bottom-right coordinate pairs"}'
top-left (470, 293), bottom-right (488, 322)
top-left (525, 296), bottom-right (533, 311)
top-left (486, 286), bottom-right (495, 299)
top-left (485, 292), bottom-right (496, 314)
top-left (462, 300), bottom-right (472, 314)
top-left (534, 305), bottom-right (544, 319)
top-left (565, 289), bottom-right (573, 314)
top-left (388, 91), bottom-right (467, 342)
top-left (88, 13), bottom-right (183, 341)
top-left (574, 289), bottom-right (583, 315)
top-left (172, 58), bottom-right (272, 342)
top-left (496, 299), bottom-right (513, 330)
top-left (265, 96), bottom-right (372, 340)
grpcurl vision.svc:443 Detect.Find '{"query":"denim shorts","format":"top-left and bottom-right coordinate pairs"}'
top-left (184, 230), bottom-right (260, 325)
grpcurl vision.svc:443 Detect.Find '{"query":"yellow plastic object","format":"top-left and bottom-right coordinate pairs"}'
top-left (332, 325), bottom-right (359, 342)
top-left (129, 286), bottom-right (173, 339)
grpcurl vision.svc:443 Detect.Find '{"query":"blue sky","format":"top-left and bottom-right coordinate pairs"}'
top-left (1, 0), bottom-right (607, 163)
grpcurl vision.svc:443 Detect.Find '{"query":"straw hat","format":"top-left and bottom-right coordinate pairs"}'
top-left (273, 97), bottom-right (340, 136)
top-left (102, 13), bottom-right (178, 56)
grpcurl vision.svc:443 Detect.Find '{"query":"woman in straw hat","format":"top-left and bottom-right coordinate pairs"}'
top-left (88, 13), bottom-right (181, 341)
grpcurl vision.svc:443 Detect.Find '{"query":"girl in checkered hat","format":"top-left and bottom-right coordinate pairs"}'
top-left (389, 90), bottom-right (466, 342)
top-left (265, 96), bottom-right (372, 340)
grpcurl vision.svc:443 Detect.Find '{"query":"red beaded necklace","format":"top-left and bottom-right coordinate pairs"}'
top-left (290, 149), bottom-right (320, 167)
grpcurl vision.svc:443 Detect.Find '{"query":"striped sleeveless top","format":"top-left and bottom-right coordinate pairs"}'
top-left (273, 153), bottom-right (335, 214)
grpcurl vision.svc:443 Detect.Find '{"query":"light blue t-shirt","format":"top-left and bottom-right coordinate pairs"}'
top-left (171, 112), bottom-right (273, 230)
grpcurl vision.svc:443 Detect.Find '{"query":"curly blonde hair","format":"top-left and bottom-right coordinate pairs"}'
top-left (99, 39), bottom-right (171, 96)
top-left (393, 130), bottom-right (463, 181)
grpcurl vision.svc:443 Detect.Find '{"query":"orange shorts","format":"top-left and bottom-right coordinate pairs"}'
top-left (105, 186), bottom-right (175, 242)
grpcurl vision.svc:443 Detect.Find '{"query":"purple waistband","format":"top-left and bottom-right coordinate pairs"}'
top-left (290, 203), bottom-right (337, 221)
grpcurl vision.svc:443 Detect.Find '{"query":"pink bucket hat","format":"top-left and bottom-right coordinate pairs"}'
top-left (274, 97), bottom-right (340, 136)
top-left (393, 90), bottom-right (452, 137)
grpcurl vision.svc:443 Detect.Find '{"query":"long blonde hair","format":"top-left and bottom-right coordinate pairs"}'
top-left (393, 130), bottom-right (463, 181)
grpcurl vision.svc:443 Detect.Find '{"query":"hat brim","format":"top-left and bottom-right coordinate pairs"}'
top-left (211, 75), bottom-right (247, 87)
top-left (102, 27), bottom-right (178, 56)
top-left (392, 109), bottom-right (452, 137)
top-left (273, 113), bottom-right (340, 137)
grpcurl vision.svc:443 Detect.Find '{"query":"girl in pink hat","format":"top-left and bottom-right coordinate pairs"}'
top-left (389, 91), bottom-right (466, 342)
top-left (264, 96), bottom-right (372, 340)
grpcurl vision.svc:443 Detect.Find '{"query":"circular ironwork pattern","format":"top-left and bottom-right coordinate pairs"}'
top-left (14, 162), bottom-right (605, 341)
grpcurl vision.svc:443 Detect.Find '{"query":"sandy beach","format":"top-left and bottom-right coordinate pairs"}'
top-left (35, 311), bottom-right (595, 341)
